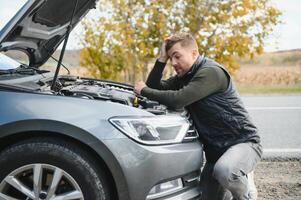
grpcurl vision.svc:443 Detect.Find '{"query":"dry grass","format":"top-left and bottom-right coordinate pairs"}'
top-left (233, 65), bottom-right (301, 94)
top-left (233, 50), bottom-right (301, 93)
top-left (234, 65), bottom-right (301, 86)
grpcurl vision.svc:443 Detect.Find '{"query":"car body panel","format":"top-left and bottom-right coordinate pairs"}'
top-left (103, 138), bottom-right (202, 200)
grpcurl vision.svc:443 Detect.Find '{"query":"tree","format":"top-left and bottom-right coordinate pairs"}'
top-left (80, 0), bottom-right (281, 83)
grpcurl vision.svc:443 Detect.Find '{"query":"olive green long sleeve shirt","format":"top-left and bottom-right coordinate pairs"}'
top-left (141, 58), bottom-right (228, 109)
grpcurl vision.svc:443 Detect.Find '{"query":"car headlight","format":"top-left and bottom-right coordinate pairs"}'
top-left (109, 116), bottom-right (190, 145)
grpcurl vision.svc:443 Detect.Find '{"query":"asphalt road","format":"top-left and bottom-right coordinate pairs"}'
top-left (242, 94), bottom-right (301, 159)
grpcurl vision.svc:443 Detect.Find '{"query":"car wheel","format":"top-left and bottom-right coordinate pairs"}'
top-left (0, 137), bottom-right (110, 200)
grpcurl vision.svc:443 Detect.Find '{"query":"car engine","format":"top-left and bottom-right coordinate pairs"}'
top-left (56, 76), bottom-right (168, 115)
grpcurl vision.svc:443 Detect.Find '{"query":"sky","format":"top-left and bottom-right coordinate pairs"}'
top-left (0, 0), bottom-right (300, 52)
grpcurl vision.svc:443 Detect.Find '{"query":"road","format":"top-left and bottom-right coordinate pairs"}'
top-left (242, 94), bottom-right (301, 159)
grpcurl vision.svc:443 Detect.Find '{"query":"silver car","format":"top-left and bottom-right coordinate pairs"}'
top-left (0, 0), bottom-right (203, 199)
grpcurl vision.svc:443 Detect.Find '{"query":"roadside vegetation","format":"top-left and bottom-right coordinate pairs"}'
top-left (80, 0), bottom-right (281, 83)
top-left (234, 50), bottom-right (301, 94)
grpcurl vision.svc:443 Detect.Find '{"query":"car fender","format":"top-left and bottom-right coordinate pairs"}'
top-left (0, 121), bottom-right (131, 200)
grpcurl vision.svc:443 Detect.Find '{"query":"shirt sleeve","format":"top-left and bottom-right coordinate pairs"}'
top-left (146, 60), bottom-right (178, 90)
top-left (141, 66), bottom-right (228, 109)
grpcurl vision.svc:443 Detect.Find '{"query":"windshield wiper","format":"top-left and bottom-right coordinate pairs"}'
top-left (0, 64), bottom-right (49, 75)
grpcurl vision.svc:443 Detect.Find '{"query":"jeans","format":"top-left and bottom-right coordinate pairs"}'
top-left (200, 142), bottom-right (262, 200)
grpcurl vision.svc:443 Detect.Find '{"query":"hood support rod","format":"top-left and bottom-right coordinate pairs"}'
top-left (51, 0), bottom-right (79, 91)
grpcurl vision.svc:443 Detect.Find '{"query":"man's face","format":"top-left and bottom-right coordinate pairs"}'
top-left (167, 42), bottom-right (198, 77)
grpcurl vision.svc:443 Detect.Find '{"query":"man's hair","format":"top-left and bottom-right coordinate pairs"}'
top-left (165, 32), bottom-right (198, 53)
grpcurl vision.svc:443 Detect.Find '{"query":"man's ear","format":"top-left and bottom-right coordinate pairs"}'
top-left (192, 49), bottom-right (198, 59)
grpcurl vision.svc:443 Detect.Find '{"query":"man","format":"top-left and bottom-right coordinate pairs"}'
top-left (134, 33), bottom-right (262, 200)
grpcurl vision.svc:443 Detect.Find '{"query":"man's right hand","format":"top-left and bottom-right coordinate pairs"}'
top-left (158, 38), bottom-right (170, 63)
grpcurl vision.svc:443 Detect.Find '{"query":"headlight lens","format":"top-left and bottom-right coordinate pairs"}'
top-left (109, 116), bottom-right (190, 145)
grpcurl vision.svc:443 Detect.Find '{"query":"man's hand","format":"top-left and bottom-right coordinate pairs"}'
top-left (134, 81), bottom-right (147, 95)
top-left (158, 38), bottom-right (170, 63)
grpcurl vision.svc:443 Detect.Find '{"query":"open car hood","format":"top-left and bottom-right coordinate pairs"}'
top-left (0, 0), bottom-right (97, 68)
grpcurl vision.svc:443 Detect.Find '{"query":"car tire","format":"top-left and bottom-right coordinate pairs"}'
top-left (0, 137), bottom-right (110, 200)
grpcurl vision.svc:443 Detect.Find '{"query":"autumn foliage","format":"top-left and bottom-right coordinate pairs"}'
top-left (80, 0), bottom-right (281, 83)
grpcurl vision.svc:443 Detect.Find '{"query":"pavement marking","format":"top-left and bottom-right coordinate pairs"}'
top-left (264, 148), bottom-right (301, 153)
top-left (247, 107), bottom-right (301, 110)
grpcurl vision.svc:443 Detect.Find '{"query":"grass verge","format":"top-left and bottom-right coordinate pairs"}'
top-left (237, 84), bottom-right (301, 94)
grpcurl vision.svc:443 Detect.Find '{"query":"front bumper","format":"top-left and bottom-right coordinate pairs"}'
top-left (103, 138), bottom-right (203, 200)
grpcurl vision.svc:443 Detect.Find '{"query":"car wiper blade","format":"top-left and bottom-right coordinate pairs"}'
top-left (0, 68), bottom-right (28, 75)
top-left (18, 64), bottom-right (49, 74)
top-left (0, 64), bottom-right (49, 75)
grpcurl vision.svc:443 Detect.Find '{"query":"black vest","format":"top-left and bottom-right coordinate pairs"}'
top-left (183, 57), bottom-right (260, 162)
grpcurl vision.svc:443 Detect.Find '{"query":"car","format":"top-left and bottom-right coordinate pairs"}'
top-left (0, 0), bottom-right (203, 199)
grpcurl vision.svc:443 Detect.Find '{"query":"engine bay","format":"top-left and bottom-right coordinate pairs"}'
top-left (58, 76), bottom-right (168, 115)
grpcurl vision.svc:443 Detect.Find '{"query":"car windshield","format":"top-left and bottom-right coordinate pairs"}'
top-left (0, 53), bottom-right (20, 70)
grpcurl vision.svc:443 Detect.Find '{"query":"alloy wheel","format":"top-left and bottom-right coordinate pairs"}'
top-left (0, 163), bottom-right (84, 200)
